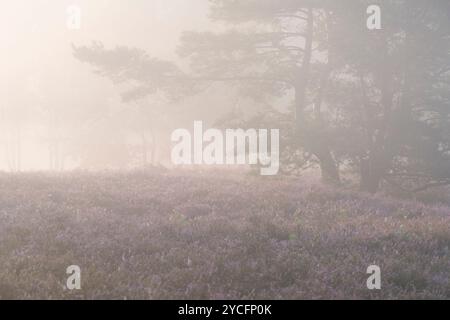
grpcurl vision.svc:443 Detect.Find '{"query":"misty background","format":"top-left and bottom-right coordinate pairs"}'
top-left (1, 0), bottom-right (449, 196)
top-left (0, 0), bottom-right (224, 170)
top-left (1, 0), bottom-right (450, 300)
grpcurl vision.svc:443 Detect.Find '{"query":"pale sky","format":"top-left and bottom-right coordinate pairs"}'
top-left (0, 0), bottom-right (213, 170)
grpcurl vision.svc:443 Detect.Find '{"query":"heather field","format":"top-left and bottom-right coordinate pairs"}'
top-left (0, 170), bottom-right (449, 300)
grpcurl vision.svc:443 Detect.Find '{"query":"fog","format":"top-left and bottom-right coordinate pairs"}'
top-left (0, 0), bottom-right (448, 192)
top-left (1, 0), bottom-right (449, 301)
top-left (0, 0), bottom-right (218, 170)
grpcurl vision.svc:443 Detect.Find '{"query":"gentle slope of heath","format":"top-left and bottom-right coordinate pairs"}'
top-left (0, 170), bottom-right (449, 299)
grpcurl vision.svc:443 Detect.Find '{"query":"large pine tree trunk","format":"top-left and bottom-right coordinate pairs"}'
top-left (360, 157), bottom-right (383, 193)
top-left (295, 7), bottom-right (340, 184)
top-left (359, 54), bottom-right (394, 193)
top-left (316, 147), bottom-right (340, 184)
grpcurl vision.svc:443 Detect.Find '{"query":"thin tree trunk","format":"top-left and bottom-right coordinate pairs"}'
top-left (295, 6), bottom-right (313, 131)
top-left (141, 132), bottom-right (148, 167)
top-left (148, 128), bottom-right (157, 166)
top-left (16, 125), bottom-right (21, 172)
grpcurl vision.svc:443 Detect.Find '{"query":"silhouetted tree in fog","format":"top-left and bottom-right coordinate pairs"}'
top-left (323, 0), bottom-right (450, 192)
top-left (73, 0), bottom-right (450, 193)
